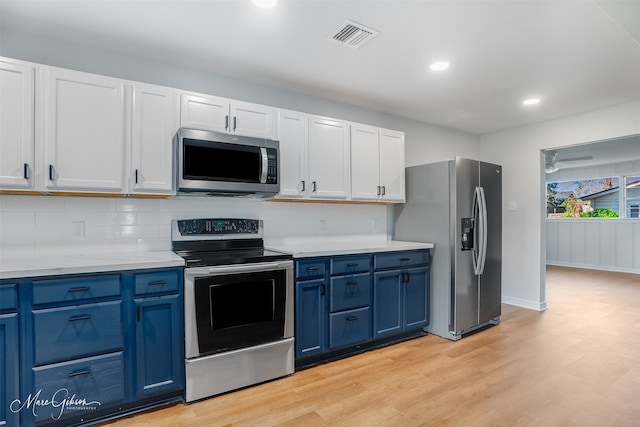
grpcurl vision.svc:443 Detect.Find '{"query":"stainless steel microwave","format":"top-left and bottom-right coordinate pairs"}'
top-left (176, 128), bottom-right (279, 197)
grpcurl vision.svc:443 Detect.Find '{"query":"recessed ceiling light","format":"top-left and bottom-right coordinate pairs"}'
top-left (523, 98), bottom-right (541, 106)
top-left (430, 61), bottom-right (450, 71)
top-left (253, 0), bottom-right (277, 8)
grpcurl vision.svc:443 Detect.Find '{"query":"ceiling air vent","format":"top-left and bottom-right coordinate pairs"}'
top-left (329, 20), bottom-right (379, 49)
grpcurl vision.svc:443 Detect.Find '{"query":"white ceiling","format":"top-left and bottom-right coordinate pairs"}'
top-left (1, 0), bottom-right (640, 135)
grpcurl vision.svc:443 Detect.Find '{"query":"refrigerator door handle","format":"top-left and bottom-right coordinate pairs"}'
top-left (472, 187), bottom-right (481, 275)
top-left (472, 186), bottom-right (488, 276)
top-left (477, 186), bottom-right (488, 275)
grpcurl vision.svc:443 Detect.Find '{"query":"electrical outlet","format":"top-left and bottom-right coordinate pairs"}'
top-left (72, 221), bottom-right (85, 238)
top-left (372, 218), bottom-right (380, 232)
top-left (320, 219), bottom-right (327, 232)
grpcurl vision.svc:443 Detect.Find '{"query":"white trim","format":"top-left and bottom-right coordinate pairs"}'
top-left (546, 261), bottom-right (640, 275)
top-left (502, 296), bottom-right (548, 312)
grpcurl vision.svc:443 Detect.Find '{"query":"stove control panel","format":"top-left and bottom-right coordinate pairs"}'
top-left (176, 218), bottom-right (261, 236)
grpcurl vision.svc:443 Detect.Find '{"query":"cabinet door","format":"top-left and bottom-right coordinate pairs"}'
top-left (135, 294), bottom-right (183, 397)
top-left (403, 267), bottom-right (428, 330)
top-left (307, 116), bottom-right (349, 200)
top-left (0, 313), bottom-right (19, 427)
top-left (379, 129), bottom-right (405, 202)
top-left (42, 67), bottom-right (126, 192)
top-left (295, 279), bottom-right (326, 359)
top-left (231, 100), bottom-right (274, 139)
top-left (0, 59), bottom-right (35, 189)
top-left (180, 93), bottom-right (229, 133)
top-left (373, 271), bottom-right (402, 338)
top-left (131, 83), bottom-right (177, 194)
top-left (350, 123), bottom-right (380, 201)
top-left (276, 109), bottom-right (307, 198)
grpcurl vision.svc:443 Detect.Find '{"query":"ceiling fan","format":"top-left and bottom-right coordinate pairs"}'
top-left (545, 152), bottom-right (594, 173)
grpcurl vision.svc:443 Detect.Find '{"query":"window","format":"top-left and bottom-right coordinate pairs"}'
top-left (624, 175), bottom-right (640, 218)
top-left (548, 175), bottom-right (640, 219)
top-left (546, 177), bottom-right (620, 218)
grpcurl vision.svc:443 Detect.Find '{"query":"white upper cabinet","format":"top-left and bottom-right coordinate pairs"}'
top-left (0, 58), bottom-right (35, 190)
top-left (180, 93), bottom-right (274, 139)
top-left (276, 109), bottom-right (307, 198)
top-left (378, 128), bottom-right (405, 202)
top-left (350, 123), bottom-right (405, 203)
top-left (307, 115), bottom-right (350, 200)
top-left (180, 93), bottom-right (228, 133)
top-left (41, 67), bottom-right (126, 193)
top-left (130, 82), bottom-right (178, 195)
top-left (231, 100), bottom-right (274, 139)
top-left (350, 123), bottom-right (381, 201)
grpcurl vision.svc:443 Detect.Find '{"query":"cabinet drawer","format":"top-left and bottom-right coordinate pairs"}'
top-left (330, 255), bottom-right (370, 275)
top-left (374, 250), bottom-right (429, 271)
top-left (296, 259), bottom-right (326, 280)
top-left (33, 352), bottom-right (125, 421)
top-left (33, 300), bottom-right (123, 365)
top-left (330, 273), bottom-right (371, 312)
top-left (329, 307), bottom-right (370, 349)
top-left (0, 283), bottom-right (18, 311)
top-left (135, 270), bottom-right (180, 295)
top-left (32, 275), bottom-right (121, 305)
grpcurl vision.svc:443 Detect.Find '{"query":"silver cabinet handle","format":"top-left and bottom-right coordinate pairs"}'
top-left (233, 116), bottom-right (237, 131)
top-left (225, 115), bottom-right (229, 130)
top-left (312, 181), bottom-right (317, 192)
top-left (23, 163), bottom-right (29, 179)
top-left (49, 164), bottom-right (56, 181)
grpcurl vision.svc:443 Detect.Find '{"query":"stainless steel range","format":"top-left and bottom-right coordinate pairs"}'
top-left (172, 218), bottom-right (294, 402)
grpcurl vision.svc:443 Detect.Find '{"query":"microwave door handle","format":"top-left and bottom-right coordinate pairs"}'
top-left (260, 147), bottom-right (268, 184)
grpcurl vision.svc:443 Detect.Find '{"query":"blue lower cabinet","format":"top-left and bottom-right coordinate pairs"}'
top-left (294, 250), bottom-right (429, 367)
top-left (135, 294), bottom-right (183, 398)
top-left (295, 279), bottom-right (326, 359)
top-left (404, 267), bottom-right (429, 330)
top-left (373, 271), bottom-right (403, 337)
top-left (0, 312), bottom-right (20, 427)
top-left (33, 301), bottom-right (123, 365)
top-left (32, 352), bottom-right (125, 423)
top-left (6, 267), bottom-right (184, 426)
top-left (329, 273), bottom-right (370, 312)
top-left (329, 307), bottom-right (370, 349)
top-left (373, 265), bottom-right (429, 338)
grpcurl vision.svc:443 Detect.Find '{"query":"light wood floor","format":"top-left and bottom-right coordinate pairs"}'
top-left (103, 266), bottom-right (640, 426)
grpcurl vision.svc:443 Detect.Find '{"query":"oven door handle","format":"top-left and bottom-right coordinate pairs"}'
top-left (186, 262), bottom-right (292, 276)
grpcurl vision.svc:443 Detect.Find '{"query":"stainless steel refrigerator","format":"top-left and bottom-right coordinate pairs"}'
top-left (394, 157), bottom-right (502, 340)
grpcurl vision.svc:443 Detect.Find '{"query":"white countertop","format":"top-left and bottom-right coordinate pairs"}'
top-left (267, 238), bottom-right (433, 258)
top-left (0, 251), bottom-right (185, 280)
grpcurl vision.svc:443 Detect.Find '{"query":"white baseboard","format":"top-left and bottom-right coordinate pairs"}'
top-left (502, 296), bottom-right (548, 312)
top-left (546, 261), bottom-right (640, 275)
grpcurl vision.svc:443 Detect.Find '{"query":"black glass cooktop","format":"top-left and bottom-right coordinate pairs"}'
top-left (176, 248), bottom-right (292, 268)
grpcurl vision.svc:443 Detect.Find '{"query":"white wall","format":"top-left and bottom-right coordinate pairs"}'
top-left (481, 101), bottom-right (640, 311)
top-left (0, 29), bottom-right (478, 259)
top-left (547, 219), bottom-right (640, 273)
top-left (0, 194), bottom-right (389, 257)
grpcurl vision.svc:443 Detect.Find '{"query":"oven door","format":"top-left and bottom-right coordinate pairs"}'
top-left (184, 260), bottom-right (293, 359)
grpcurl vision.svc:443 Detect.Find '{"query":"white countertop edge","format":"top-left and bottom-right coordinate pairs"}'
top-left (267, 240), bottom-right (434, 259)
top-left (0, 251), bottom-right (185, 280)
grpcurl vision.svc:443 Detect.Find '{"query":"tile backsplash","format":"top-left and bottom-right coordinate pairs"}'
top-left (0, 195), bottom-right (390, 256)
